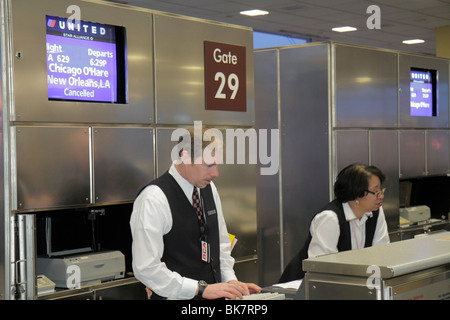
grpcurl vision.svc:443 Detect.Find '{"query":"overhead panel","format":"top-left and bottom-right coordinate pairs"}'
top-left (11, 0), bottom-right (154, 124)
top-left (153, 15), bottom-right (254, 126)
top-left (334, 45), bottom-right (398, 128)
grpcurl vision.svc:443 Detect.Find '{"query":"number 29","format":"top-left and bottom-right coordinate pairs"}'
top-left (214, 72), bottom-right (239, 100)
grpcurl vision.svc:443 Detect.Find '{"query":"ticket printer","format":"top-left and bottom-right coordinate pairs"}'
top-left (400, 205), bottom-right (431, 223)
top-left (37, 250), bottom-right (125, 288)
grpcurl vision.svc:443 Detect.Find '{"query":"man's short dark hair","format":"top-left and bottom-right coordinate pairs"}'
top-left (333, 163), bottom-right (385, 202)
top-left (177, 125), bottom-right (217, 161)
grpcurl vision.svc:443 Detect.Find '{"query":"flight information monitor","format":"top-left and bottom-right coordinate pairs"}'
top-left (410, 68), bottom-right (437, 117)
top-left (46, 15), bottom-right (127, 103)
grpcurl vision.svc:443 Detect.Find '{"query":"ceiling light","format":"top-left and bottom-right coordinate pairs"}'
top-left (402, 39), bottom-right (425, 45)
top-left (332, 26), bottom-right (357, 32)
top-left (240, 9), bottom-right (269, 16)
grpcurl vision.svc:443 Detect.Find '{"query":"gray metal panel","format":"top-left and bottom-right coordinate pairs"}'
top-left (426, 130), bottom-right (449, 175)
top-left (335, 130), bottom-right (369, 172)
top-left (155, 128), bottom-right (177, 177)
top-left (214, 162), bottom-right (257, 260)
top-left (334, 44), bottom-right (398, 128)
top-left (156, 128), bottom-right (257, 262)
top-left (11, 0), bottom-right (154, 124)
top-left (369, 130), bottom-right (399, 232)
top-left (254, 49), bottom-right (281, 286)
top-left (305, 273), bottom-right (378, 300)
top-left (278, 44), bottom-right (330, 271)
top-left (38, 277), bottom-right (146, 300)
top-left (399, 130), bottom-right (426, 178)
top-left (0, 0), bottom-right (7, 299)
top-left (390, 221), bottom-right (450, 242)
top-left (15, 126), bottom-right (90, 210)
top-left (154, 15), bottom-right (254, 126)
top-left (233, 259), bottom-right (258, 286)
top-left (93, 127), bottom-right (154, 203)
top-left (386, 266), bottom-right (450, 300)
top-left (399, 54), bottom-right (449, 128)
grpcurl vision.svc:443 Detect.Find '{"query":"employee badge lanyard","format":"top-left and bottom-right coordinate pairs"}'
top-left (350, 220), bottom-right (364, 250)
top-left (198, 196), bottom-right (210, 263)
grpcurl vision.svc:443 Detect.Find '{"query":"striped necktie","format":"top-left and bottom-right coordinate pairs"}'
top-left (192, 186), bottom-right (204, 226)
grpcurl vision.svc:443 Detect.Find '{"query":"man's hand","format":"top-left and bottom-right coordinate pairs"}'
top-left (202, 282), bottom-right (245, 300)
top-left (201, 280), bottom-right (262, 300)
top-left (227, 280), bottom-right (262, 296)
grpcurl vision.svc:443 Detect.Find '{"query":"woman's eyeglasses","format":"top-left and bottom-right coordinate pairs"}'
top-left (365, 188), bottom-right (386, 198)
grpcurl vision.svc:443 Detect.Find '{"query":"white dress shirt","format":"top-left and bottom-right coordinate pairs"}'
top-left (130, 163), bottom-right (237, 299)
top-left (307, 202), bottom-right (390, 258)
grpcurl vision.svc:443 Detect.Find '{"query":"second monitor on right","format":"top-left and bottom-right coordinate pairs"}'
top-left (410, 67), bottom-right (437, 117)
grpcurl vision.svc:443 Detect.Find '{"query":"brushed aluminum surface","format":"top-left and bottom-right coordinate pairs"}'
top-left (154, 15), bottom-right (254, 126)
top-left (426, 130), bottom-right (449, 175)
top-left (369, 130), bottom-right (400, 231)
top-left (278, 44), bottom-right (330, 271)
top-left (15, 126), bottom-right (91, 210)
top-left (93, 127), bottom-right (154, 203)
top-left (335, 130), bottom-right (369, 172)
top-left (334, 44), bottom-right (398, 128)
top-left (254, 49), bottom-right (282, 286)
top-left (399, 130), bottom-right (426, 178)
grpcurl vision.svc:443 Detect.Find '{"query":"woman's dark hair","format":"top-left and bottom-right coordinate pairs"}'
top-left (333, 163), bottom-right (385, 202)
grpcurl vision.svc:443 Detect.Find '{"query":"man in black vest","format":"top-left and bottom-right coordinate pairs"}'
top-left (130, 125), bottom-right (261, 299)
top-left (279, 163), bottom-right (390, 283)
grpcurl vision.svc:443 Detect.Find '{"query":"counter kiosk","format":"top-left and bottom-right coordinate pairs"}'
top-left (303, 232), bottom-right (450, 300)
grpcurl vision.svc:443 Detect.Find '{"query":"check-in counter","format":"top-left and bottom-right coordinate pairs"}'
top-left (303, 232), bottom-right (450, 300)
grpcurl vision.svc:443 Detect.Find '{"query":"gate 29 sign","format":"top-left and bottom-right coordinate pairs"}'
top-left (204, 41), bottom-right (246, 112)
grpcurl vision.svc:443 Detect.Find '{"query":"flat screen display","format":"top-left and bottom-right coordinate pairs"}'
top-left (410, 68), bottom-right (437, 117)
top-left (46, 15), bottom-right (127, 103)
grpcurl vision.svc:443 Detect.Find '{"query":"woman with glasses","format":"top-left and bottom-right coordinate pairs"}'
top-left (279, 163), bottom-right (390, 282)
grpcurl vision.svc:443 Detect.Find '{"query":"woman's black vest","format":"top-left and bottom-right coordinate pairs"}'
top-left (279, 199), bottom-right (379, 282)
top-left (140, 172), bottom-right (222, 299)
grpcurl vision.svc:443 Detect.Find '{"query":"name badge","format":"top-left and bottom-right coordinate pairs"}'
top-left (207, 209), bottom-right (216, 216)
top-left (201, 241), bottom-right (210, 263)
